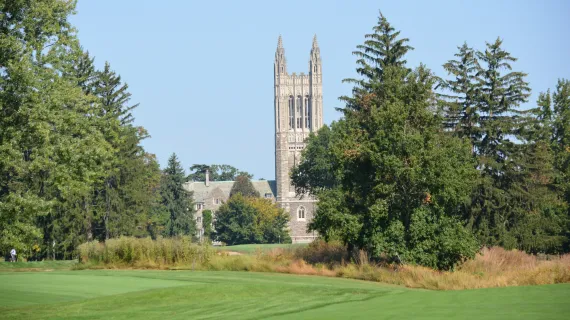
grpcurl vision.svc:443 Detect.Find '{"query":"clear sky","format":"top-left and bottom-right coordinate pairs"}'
top-left (70, 0), bottom-right (570, 180)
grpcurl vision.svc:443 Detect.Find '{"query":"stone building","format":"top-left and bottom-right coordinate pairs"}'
top-left (185, 35), bottom-right (323, 243)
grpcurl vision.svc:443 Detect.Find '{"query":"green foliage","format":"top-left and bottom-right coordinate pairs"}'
top-left (188, 164), bottom-right (252, 182)
top-left (202, 210), bottom-right (213, 241)
top-left (229, 174), bottom-right (260, 198)
top-left (298, 14), bottom-right (479, 270)
top-left (160, 154), bottom-right (196, 237)
top-left (214, 194), bottom-right (290, 245)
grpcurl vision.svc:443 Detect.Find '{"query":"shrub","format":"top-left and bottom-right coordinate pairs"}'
top-left (78, 236), bottom-right (212, 267)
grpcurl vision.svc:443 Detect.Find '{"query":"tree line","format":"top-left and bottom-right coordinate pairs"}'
top-left (0, 1), bottom-right (201, 259)
top-left (292, 12), bottom-right (570, 270)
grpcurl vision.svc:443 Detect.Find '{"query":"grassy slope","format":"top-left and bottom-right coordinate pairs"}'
top-left (0, 271), bottom-right (568, 319)
top-left (222, 243), bottom-right (307, 253)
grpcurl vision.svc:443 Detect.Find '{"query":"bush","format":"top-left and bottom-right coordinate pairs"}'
top-left (78, 236), bottom-right (212, 267)
top-left (294, 239), bottom-right (348, 266)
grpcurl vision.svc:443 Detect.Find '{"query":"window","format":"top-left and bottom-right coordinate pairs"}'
top-left (297, 206), bottom-right (306, 220)
top-left (196, 203), bottom-right (204, 210)
top-left (264, 193), bottom-right (273, 199)
top-left (289, 96), bottom-right (294, 129)
top-left (197, 217), bottom-right (202, 223)
top-left (214, 198), bottom-right (221, 205)
top-left (296, 95), bottom-right (302, 129)
top-left (305, 96), bottom-right (310, 129)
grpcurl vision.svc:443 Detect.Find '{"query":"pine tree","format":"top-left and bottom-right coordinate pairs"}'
top-left (341, 11), bottom-right (413, 113)
top-left (229, 174), bottom-right (260, 198)
top-left (161, 154), bottom-right (196, 237)
top-left (438, 43), bottom-right (481, 148)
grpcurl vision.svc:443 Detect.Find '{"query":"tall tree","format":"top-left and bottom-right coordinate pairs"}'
top-left (161, 154), bottom-right (196, 237)
top-left (341, 11), bottom-right (413, 112)
top-left (468, 38), bottom-right (532, 248)
top-left (0, 0), bottom-right (112, 258)
top-left (296, 14), bottom-right (478, 269)
top-left (438, 43), bottom-right (481, 148)
top-left (229, 174), bottom-right (260, 198)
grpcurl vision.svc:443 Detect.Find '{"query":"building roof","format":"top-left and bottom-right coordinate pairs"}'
top-left (184, 180), bottom-right (276, 203)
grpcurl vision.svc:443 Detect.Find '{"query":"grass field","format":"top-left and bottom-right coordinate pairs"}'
top-left (0, 261), bottom-right (76, 272)
top-left (221, 243), bottom-right (307, 254)
top-left (0, 270), bottom-right (568, 319)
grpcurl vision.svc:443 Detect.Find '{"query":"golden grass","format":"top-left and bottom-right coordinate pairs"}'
top-left (197, 247), bottom-right (570, 290)
top-left (78, 238), bottom-right (570, 290)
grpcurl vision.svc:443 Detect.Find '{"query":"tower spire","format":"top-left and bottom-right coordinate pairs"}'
top-left (275, 35), bottom-right (286, 75)
top-left (312, 34), bottom-right (318, 48)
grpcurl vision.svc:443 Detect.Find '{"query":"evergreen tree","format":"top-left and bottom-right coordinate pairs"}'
top-left (341, 11), bottom-right (414, 113)
top-left (229, 174), bottom-right (260, 198)
top-left (438, 43), bottom-right (481, 148)
top-left (468, 38), bottom-right (532, 248)
top-left (161, 154), bottom-right (196, 237)
top-left (296, 14), bottom-right (478, 269)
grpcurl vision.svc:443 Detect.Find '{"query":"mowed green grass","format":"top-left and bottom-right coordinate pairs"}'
top-left (221, 243), bottom-right (307, 253)
top-left (0, 271), bottom-right (568, 319)
top-left (0, 260), bottom-right (76, 271)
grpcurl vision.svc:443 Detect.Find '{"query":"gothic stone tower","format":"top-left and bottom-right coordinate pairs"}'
top-left (274, 35), bottom-right (323, 243)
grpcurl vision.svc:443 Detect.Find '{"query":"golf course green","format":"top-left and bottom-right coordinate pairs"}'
top-left (0, 270), bottom-right (568, 319)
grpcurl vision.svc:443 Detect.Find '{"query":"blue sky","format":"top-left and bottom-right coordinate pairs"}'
top-left (71, 0), bottom-right (570, 180)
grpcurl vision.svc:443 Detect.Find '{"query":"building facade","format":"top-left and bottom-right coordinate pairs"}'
top-left (186, 36), bottom-right (323, 243)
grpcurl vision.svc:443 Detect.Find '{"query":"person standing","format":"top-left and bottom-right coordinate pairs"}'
top-left (10, 248), bottom-right (16, 262)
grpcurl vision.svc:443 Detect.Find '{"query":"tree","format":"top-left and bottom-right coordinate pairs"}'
top-left (341, 11), bottom-right (414, 111)
top-left (202, 210), bottom-right (214, 241)
top-left (296, 15), bottom-right (479, 270)
top-left (291, 123), bottom-right (344, 196)
top-left (188, 164), bottom-right (252, 182)
top-left (160, 154), bottom-right (196, 237)
top-left (0, 0), bottom-right (112, 258)
top-left (467, 38), bottom-right (533, 248)
top-left (438, 43), bottom-right (481, 148)
top-left (214, 194), bottom-right (290, 245)
top-left (229, 174), bottom-right (260, 198)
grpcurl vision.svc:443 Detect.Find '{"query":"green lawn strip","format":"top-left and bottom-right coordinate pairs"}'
top-left (0, 271), bottom-right (193, 307)
top-left (280, 284), bottom-right (570, 320)
top-left (0, 261), bottom-right (77, 271)
top-left (220, 243), bottom-right (308, 254)
top-left (0, 271), bottom-right (568, 319)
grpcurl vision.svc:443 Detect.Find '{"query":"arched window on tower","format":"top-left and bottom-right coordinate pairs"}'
top-left (296, 95), bottom-right (302, 129)
top-left (305, 96), bottom-right (310, 129)
top-left (297, 206), bottom-right (306, 221)
top-left (314, 65), bottom-right (317, 73)
top-left (288, 96), bottom-right (294, 129)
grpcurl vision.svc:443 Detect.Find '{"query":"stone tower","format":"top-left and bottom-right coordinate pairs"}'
top-left (274, 35), bottom-right (323, 243)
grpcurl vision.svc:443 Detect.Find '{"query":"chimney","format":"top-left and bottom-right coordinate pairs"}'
top-left (205, 169), bottom-right (210, 187)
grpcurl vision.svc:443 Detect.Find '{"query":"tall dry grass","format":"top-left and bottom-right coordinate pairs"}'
top-left (78, 236), bottom-right (213, 268)
top-left (78, 238), bottom-right (570, 290)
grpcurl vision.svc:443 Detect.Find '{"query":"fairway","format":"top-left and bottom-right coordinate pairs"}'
top-left (0, 271), bottom-right (568, 319)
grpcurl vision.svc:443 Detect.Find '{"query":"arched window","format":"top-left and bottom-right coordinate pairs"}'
top-left (289, 96), bottom-right (294, 129)
top-left (296, 95), bottom-right (302, 129)
top-left (305, 96), bottom-right (310, 129)
top-left (297, 206), bottom-right (306, 220)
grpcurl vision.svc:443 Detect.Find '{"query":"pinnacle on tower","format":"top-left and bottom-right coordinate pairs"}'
top-left (278, 35), bottom-right (283, 49)
top-left (312, 34), bottom-right (318, 48)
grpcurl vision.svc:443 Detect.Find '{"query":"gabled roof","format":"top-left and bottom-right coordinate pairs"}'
top-left (184, 180), bottom-right (276, 203)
